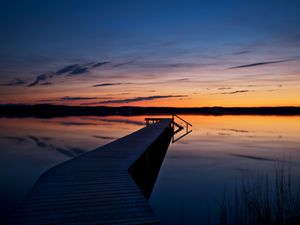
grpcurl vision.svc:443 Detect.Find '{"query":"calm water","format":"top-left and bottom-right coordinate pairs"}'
top-left (1, 115), bottom-right (300, 224)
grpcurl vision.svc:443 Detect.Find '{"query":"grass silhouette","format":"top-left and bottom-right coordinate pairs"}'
top-left (213, 161), bottom-right (300, 225)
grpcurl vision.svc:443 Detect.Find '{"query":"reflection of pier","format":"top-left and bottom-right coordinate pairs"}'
top-left (11, 116), bottom-right (191, 225)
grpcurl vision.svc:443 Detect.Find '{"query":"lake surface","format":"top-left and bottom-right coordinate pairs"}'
top-left (1, 115), bottom-right (300, 224)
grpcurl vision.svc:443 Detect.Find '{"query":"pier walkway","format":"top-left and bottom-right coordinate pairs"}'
top-left (11, 119), bottom-right (173, 225)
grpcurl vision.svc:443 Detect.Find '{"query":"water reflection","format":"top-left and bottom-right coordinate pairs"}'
top-left (0, 116), bottom-right (145, 224)
top-left (150, 115), bottom-right (300, 225)
top-left (1, 115), bottom-right (300, 225)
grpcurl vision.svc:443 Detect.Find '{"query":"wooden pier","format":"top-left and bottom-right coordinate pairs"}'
top-left (10, 119), bottom-right (173, 225)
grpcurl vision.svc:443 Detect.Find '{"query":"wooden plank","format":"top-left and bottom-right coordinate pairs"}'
top-left (23, 189), bottom-right (142, 201)
top-left (22, 197), bottom-right (148, 207)
top-left (10, 119), bottom-right (171, 225)
top-left (14, 202), bottom-right (154, 217)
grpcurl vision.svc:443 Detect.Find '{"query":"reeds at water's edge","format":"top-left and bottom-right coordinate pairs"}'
top-left (212, 161), bottom-right (300, 225)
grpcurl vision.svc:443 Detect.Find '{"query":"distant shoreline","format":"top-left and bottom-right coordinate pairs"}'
top-left (1, 104), bottom-right (300, 118)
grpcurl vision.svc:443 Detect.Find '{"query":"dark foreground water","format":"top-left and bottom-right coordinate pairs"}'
top-left (0, 115), bottom-right (300, 224)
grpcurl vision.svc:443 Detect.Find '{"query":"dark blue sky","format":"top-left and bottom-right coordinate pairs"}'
top-left (1, 0), bottom-right (299, 57)
top-left (0, 0), bottom-right (300, 106)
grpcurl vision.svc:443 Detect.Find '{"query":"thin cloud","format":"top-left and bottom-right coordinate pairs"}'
top-left (68, 67), bottom-right (89, 75)
top-left (114, 60), bottom-right (135, 67)
top-left (177, 78), bottom-right (189, 81)
top-left (98, 95), bottom-right (188, 104)
top-left (167, 63), bottom-right (197, 68)
top-left (93, 83), bottom-right (123, 87)
top-left (55, 64), bottom-right (79, 75)
top-left (218, 87), bottom-right (232, 90)
top-left (40, 96), bottom-right (102, 102)
top-left (232, 50), bottom-right (251, 55)
top-left (60, 96), bottom-right (100, 101)
top-left (40, 82), bottom-right (53, 85)
top-left (229, 59), bottom-right (289, 69)
top-left (28, 74), bottom-right (50, 87)
top-left (132, 62), bottom-right (204, 70)
top-left (57, 61), bottom-right (109, 75)
top-left (92, 61), bottom-right (110, 68)
top-left (28, 61), bottom-right (109, 87)
top-left (3, 78), bottom-right (25, 86)
top-left (221, 90), bottom-right (251, 95)
top-left (56, 64), bottom-right (90, 76)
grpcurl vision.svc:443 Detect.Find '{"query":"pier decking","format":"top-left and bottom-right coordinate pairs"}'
top-left (11, 119), bottom-right (173, 225)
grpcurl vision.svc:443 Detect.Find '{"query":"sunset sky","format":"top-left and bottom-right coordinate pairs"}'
top-left (0, 0), bottom-right (299, 107)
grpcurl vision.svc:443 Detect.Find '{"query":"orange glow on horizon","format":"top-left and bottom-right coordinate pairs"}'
top-left (1, 68), bottom-right (299, 107)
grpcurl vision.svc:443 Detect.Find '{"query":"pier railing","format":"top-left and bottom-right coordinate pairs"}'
top-left (171, 114), bottom-right (192, 143)
top-left (145, 114), bottom-right (192, 143)
top-left (172, 114), bottom-right (192, 131)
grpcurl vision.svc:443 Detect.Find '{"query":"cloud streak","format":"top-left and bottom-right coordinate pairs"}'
top-left (68, 66), bottom-right (88, 75)
top-left (28, 61), bottom-right (109, 86)
top-left (92, 61), bottom-right (110, 68)
top-left (55, 64), bottom-right (79, 75)
top-left (218, 87), bottom-right (232, 90)
top-left (220, 90), bottom-right (251, 95)
top-left (93, 83), bottom-right (123, 87)
top-left (232, 50), bottom-right (251, 55)
top-left (97, 95), bottom-right (188, 104)
top-left (28, 74), bottom-right (50, 87)
top-left (3, 78), bottom-right (26, 86)
top-left (229, 59), bottom-right (289, 69)
top-left (60, 96), bottom-right (100, 101)
top-left (114, 60), bottom-right (135, 68)
top-left (40, 96), bottom-right (105, 102)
